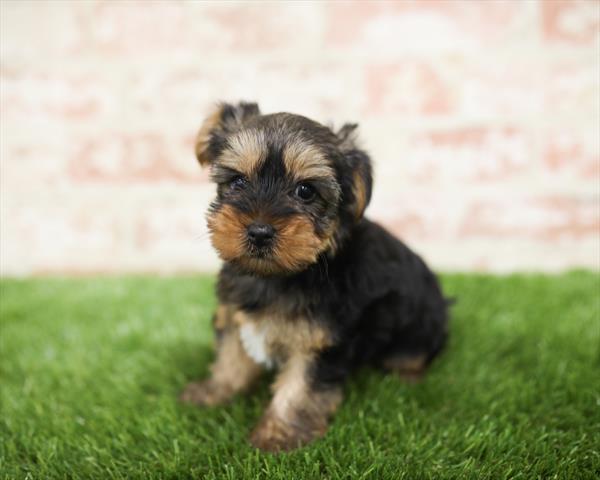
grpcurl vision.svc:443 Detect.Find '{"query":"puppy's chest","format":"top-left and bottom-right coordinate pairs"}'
top-left (234, 310), bottom-right (331, 368)
top-left (238, 322), bottom-right (273, 368)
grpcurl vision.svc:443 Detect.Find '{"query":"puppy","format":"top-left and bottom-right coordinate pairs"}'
top-left (180, 102), bottom-right (449, 452)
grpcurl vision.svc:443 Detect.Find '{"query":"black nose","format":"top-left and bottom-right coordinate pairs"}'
top-left (247, 222), bottom-right (275, 248)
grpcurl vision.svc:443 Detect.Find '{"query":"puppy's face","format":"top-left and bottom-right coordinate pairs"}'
top-left (195, 102), bottom-right (372, 276)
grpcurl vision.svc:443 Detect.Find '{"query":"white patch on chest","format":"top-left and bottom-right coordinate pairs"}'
top-left (239, 323), bottom-right (273, 368)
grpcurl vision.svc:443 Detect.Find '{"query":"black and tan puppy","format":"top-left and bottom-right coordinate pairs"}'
top-left (180, 102), bottom-right (449, 452)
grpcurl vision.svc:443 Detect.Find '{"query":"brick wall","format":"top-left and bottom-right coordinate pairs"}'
top-left (1, 0), bottom-right (598, 275)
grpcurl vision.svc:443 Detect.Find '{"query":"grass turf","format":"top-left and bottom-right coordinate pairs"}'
top-left (0, 272), bottom-right (599, 479)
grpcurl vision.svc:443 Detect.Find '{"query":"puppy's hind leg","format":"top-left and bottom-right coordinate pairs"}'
top-left (362, 291), bottom-right (448, 383)
top-left (381, 354), bottom-right (428, 383)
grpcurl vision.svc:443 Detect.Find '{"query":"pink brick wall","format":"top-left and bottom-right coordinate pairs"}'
top-left (1, 0), bottom-right (598, 274)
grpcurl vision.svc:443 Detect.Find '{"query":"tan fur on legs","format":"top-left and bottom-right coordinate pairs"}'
top-left (249, 353), bottom-right (342, 452)
top-left (382, 354), bottom-right (428, 383)
top-left (180, 306), bottom-right (263, 406)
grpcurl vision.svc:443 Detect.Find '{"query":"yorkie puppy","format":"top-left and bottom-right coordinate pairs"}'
top-left (180, 102), bottom-right (449, 452)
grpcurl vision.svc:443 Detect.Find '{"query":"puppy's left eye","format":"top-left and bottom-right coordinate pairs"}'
top-left (294, 182), bottom-right (316, 202)
top-left (229, 175), bottom-right (248, 190)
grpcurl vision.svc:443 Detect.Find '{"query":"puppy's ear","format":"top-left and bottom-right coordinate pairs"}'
top-left (195, 101), bottom-right (260, 166)
top-left (336, 123), bottom-right (373, 220)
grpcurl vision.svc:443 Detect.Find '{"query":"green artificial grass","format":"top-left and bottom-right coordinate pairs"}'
top-left (1, 272), bottom-right (599, 479)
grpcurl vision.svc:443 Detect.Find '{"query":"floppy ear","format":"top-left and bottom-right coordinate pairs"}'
top-left (195, 101), bottom-right (260, 166)
top-left (336, 123), bottom-right (373, 220)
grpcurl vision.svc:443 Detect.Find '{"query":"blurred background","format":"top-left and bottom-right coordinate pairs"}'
top-left (0, 0), bottom-right (598, 275)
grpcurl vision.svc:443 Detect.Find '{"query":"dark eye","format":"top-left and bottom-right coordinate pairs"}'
top-left (294, 183), bottom-right (316, 202)
top-left (229, 175), bottom-right (248, 190)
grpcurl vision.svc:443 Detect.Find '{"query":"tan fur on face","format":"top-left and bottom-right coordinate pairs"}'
top-left (207, 205), bottom-right (252, 262)
top-left (219, 129), bottom-right (267, 177)
top-left (283, 140), bottom-right (335, 181)
top-left (195, 105), bottom-right (226, 166)
top-left (271, 215), bottom-right (324, 273)
top-left (280, 140), bottom-right (339, 257)
top-left (208, 204), bottom-right (328, 275)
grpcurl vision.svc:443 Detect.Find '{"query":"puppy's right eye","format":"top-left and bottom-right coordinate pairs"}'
top-left (294, 182), bottom-right (316, 202)
top-left (229, 175), bottom-right (248, 191)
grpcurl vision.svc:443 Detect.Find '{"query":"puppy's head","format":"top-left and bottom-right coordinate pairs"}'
top-left (195, 101), bottom-right (372, 276)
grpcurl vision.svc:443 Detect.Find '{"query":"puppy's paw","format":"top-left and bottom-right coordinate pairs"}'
top-left (382, 354), bottom-right (427, 383)
top-left (249, 411), bottom-right (324, 453)
top-left (179, 380), bottom-right (233, 407)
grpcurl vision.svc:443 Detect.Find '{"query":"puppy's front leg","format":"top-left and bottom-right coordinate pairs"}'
top-left (180, 306), bottom-right (262, 406)
top-left (250, 353), bottom-right (342, 452)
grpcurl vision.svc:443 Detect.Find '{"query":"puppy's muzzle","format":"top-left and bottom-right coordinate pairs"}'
top-left (247, 222), bottom-right (275, 249)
